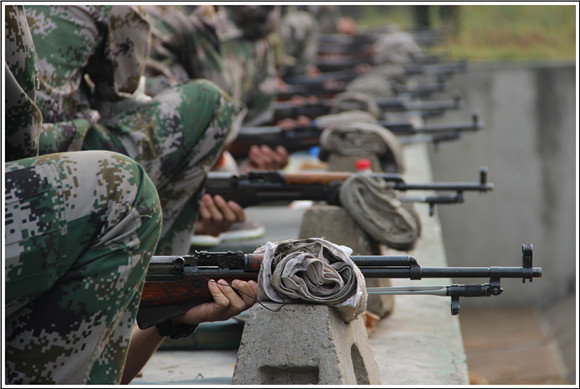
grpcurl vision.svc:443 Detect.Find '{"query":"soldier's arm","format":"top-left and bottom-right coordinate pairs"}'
top-left (121, 279), bottom-right (258, 384)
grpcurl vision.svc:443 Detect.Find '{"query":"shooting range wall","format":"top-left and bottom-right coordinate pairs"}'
top-left (426, 60), bottom-right (576, 308)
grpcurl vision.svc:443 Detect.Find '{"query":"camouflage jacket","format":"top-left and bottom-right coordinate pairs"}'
top-left (24, 5), bottom-right (151, 154)
top-left (214, 6), bottom-right (279, 126)
top-left (143, 5), bottom-right (235, 96)
top-left (5, 5), bottom-right (43, 162)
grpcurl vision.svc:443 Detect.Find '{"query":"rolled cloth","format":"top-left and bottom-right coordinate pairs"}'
top-left (330, 91), bottom-right (381, 119)
top-left (255, 238), bottom-right (367, 323)
top-left (314, 110), bottom-right (378, 128)
top-left (318, 121), bottom-right (405, 173)
top-left (339, 175), bottom-right (421, 251)
top-left (372, 31), bottom-right (422, 65)
top-left (346, 72), bottom-right (396, 99)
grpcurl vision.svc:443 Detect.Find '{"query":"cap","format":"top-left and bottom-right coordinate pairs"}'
top-left (356, 158), bottom-right (372, 172)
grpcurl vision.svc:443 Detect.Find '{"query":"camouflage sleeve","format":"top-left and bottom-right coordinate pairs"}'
top-left (239, 38), bottom-right (278, 126)
top-left (23, 5), bottom-right (108, 154)
top-left (89, 5), bottom-right (151, 101)
top-left (37, 115), bottom-right (99, 155)
top-left (143, 5), bottom-right (234, 97)
top-left (277, 10), bottom-right (320, 78)
top-left (4, 5), bottom-right (42, 161)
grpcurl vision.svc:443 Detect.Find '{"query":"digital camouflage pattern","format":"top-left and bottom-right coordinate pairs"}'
top-left (25, 5), bottom-right (241, 255)
top-left (24, 5), bottom-right (151, 155)
top-left (277, 9), bottom-right (320, 78)
top-left (143, 5), bottom-right (235, 97)
top-left (141, 5), bottom-right (278, 127)
top-left (84, 79), bottom-right (239, 255)
top-left (4, 5), bottom-right (42, 161)
top-left (5, 5), bottom-right (162, 384)
top-left (215, 5), bottom-right (279, 126)
top-left (302, 4), bottom-right (342, 34)
top-left (5, 151), bottom-right (162, 384)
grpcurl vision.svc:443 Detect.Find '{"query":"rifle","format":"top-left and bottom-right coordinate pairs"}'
top-left (229, 112), bottom-right (483, 158)
top-left (204, 168), bottom-right (494, 216)
top-left (137, 244), bottom-right (541, 329)
top-left (277, 75), bottom-right (446, 100)
top-left (315, 53), bottom-right (454, 73)
top-left (283, 61), bottom-right (466, 88)
top-left (272, 93), bottom-right (463, 121)
top-left (318, 27), bottom-right (447, 49)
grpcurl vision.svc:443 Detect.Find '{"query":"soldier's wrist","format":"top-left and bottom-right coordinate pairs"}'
top-left (156, 317), bottom-right (198, 339)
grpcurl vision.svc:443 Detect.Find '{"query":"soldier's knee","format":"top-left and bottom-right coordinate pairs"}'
top-left (174, 79), bottom-right (239, 145)
top-left (70, 150), bottom-right (162, 238)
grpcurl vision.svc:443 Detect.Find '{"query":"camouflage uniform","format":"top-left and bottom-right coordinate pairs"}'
top-left (5, 5), bottom-right (162, 384)
top-left (143, 5), bottom-right (235, 97)
top-left (141, 5), bottom-right (277, 127)
top-left (25, 5), bottom-right (241, 255)
top-left (303, 4), bottom-right (342, 34)
top-left (277, 9), bottom-right (320, 78)
top-left (215, 5), bottom-right (279, 126)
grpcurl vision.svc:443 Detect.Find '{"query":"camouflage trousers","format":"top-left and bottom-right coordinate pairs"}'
top-left (4, 150), bottom-right (162, 384)
top-left (84, 78), bottom-right (239, 255)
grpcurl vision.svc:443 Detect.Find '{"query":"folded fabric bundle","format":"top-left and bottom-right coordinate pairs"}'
top-left (318, 121), bottom-right (405, 173)
top-left (255, 238), bottom-right (367, 323)
top-left (339, 174), bottom-right (421, 251)
top-left (331, 91), bottom-right (382, 119)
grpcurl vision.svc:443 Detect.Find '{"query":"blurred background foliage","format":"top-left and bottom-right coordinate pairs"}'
top-left (343, 4), bottom-right (576, 61)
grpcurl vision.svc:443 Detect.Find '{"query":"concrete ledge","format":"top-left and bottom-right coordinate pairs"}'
top-left (368, 141), bottom-right (469, 385)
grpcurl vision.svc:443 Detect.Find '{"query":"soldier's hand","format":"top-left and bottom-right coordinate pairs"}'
top-left (176, 279), bottom-right (259, 324)
top-left (194, 194), bottom-right (246, 236)
top-left (239, 144), bottom-right (289, 171)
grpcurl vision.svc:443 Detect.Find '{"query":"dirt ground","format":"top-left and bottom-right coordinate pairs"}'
top-left (459, 306), bottom-right (575, 385)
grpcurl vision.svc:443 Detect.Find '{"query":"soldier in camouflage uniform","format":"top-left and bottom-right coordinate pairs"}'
top-left (277, 7), bottom-right (321, 79)
top-left (214, 5), bottom-right (280, 126)
top-left (23, 5), bottom-right (243, 255)
top-left (143, 5), bottom-right (279, 127)
top-left (5, 5), bottom-right (259, 384)
top-left (142, 5), bottom-right (235, 98)
top-left (5, 5), bottom-right (161, 383)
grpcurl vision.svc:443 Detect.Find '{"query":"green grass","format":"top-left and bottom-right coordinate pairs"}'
top-left (353, 5), bottom-right (577, 61)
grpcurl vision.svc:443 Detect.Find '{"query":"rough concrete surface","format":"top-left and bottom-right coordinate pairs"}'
top-left (232, 304), bottom-right (381, 385)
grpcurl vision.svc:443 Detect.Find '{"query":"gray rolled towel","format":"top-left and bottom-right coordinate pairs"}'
top-left (314, 109), bottom-right (378, 128)
top-left (318, 121), bottom-right (405, 173)
top-left (255, 238), bottom-right (367, 323)
top-left (339, 174), bottom-right (421, 251)
top-left (346, 72), bottom-right (395, 99)
top-left (373, 31), bottom-right (422, 64)
top-left (330, 91), bottom-right (382, 119)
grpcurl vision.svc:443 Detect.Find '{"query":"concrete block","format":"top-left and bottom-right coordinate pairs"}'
top-left (326, 153), bottom-right (382, 173)
top-left (298, 204), bottom-right (395, 318)
top-left (232, 304), bottom-right (381, 385)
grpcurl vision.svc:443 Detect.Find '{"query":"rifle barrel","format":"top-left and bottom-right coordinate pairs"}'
top-left (149, 250), bottom-right (542, 281)
top-left (359, 266), bottom-right (542, 279)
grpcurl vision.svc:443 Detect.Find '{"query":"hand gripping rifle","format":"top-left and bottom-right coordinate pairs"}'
top-left (204, 168), bottom-right (494, 216)
top-left (137, 244), bottom-right (541, 329)
top-left (228, 111), bottom-right (483, 158)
